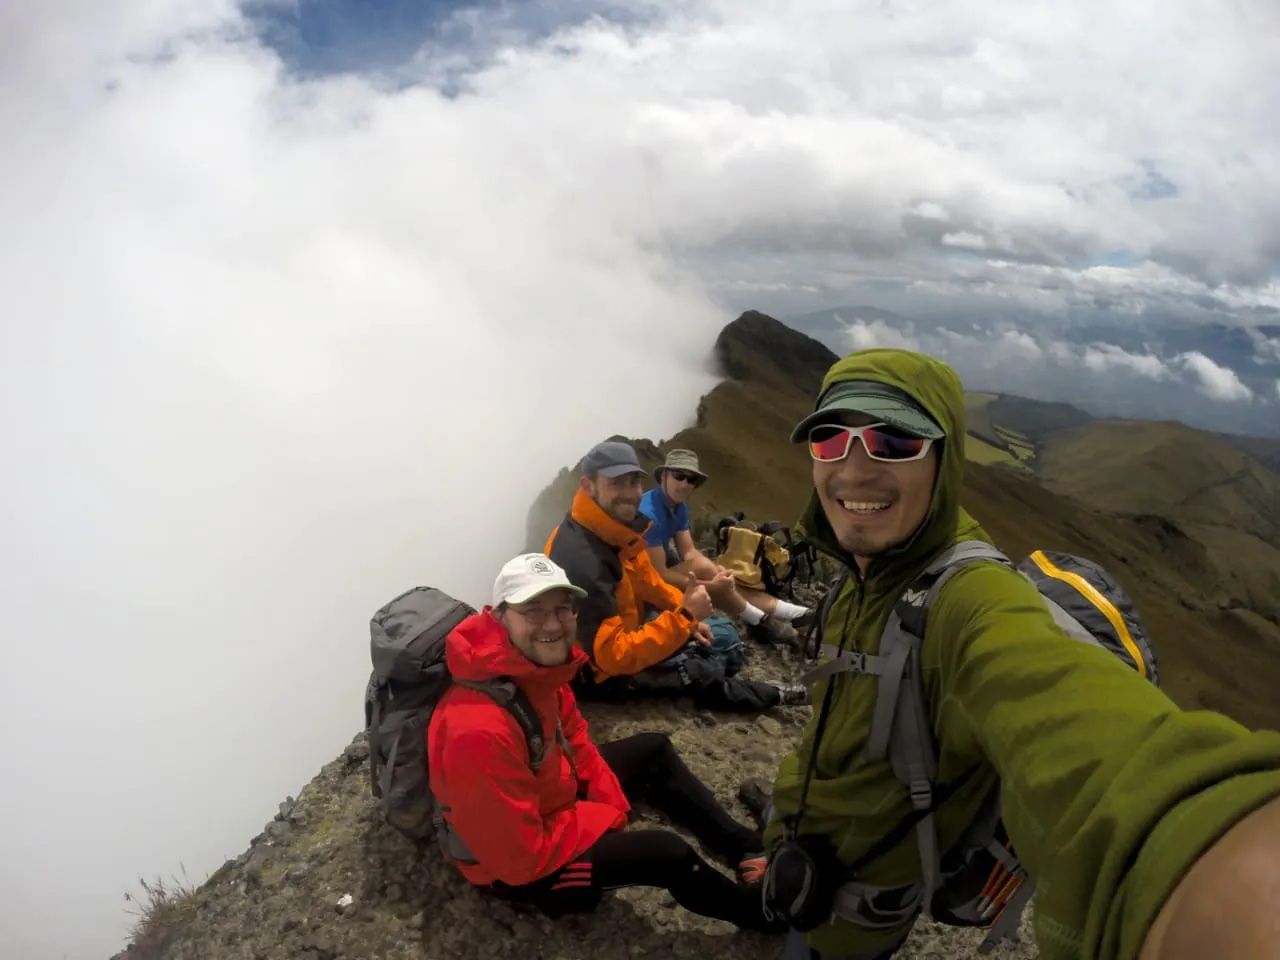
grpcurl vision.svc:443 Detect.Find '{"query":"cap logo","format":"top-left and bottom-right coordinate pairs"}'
top-left (529, 558), bottom-right (553, 575)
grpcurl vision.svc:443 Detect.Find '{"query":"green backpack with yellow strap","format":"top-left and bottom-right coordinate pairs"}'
top-left (781, 542), bottom-right (1158, 952)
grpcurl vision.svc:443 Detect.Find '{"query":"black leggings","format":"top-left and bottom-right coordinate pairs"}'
top-left (490, 733), bottom-right (775, 931)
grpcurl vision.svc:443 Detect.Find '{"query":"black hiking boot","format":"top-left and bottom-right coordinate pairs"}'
top-left (771, 681), bottom-right (809, 706)
top-left (748, 615), bottom-right (800, 647)
top-left (790, 607), bottom-right (816, 632)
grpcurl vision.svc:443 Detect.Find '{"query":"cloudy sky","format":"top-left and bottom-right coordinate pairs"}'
top-left (2, 1), bottom-right (1278, 956)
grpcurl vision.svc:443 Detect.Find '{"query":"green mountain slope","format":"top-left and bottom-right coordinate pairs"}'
top-left (1037, 420), bottom-right (1280, 546)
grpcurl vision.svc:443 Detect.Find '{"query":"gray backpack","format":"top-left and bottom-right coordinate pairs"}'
top-left (799, 541), bottom-right (1159, 952)
top-left (364, 586), bottom-right (550, 848)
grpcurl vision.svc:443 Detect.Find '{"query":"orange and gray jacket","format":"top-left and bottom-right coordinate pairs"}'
top-left (545, 488), bottom-right (697, 680)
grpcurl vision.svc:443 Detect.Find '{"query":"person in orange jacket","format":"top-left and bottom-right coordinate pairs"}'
top-left (546, 440), bottom-right (806, 711)
top-left (427, 552), bottom-right (780, 931)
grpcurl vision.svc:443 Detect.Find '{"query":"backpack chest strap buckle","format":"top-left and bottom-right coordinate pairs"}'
top-left (801, 647), bottom-right (887, 687)
top-left (908, 779), bottom-right (933, 811)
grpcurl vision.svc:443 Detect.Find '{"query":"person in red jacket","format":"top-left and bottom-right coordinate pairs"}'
top-left (427, 552), bottom-right (780, 931)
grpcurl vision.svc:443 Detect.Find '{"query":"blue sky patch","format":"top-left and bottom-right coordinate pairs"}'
top-left (245, 0), bottom-right (650, 79)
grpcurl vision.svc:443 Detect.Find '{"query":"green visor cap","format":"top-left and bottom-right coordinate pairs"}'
top-left (789, 379), bottom-right (946, 442)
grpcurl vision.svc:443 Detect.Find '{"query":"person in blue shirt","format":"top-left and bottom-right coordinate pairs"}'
top-left (639, 449), bottom-right (809, 642)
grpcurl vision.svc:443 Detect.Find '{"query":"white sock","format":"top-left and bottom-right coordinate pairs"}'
top-left (739, 603), bottom-right (766, 625)
top-left (771, 600), bottom-right (810, 622)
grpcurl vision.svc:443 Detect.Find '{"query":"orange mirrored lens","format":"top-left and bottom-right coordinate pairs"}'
top-left (808, 424), bottom-right (929, 462)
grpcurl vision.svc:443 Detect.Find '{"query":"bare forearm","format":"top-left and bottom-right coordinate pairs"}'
top-left (1139, 796), bottom-right (1280, 960)
top-left (658, 565), bottom-right (693, 591)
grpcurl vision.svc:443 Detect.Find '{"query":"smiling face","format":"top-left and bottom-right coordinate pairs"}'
top-left (581, 471), bottom-right (644, 524)
top-left (812, 412), bottom-right (939, 572)
top-left (659, 469), bottom-right (700, 505)
top-left (497, 588), bottom-right (578, 667)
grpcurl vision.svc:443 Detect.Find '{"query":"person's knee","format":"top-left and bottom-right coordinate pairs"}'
top-left (627, 731), bottom-right (672, 759)
top-left (651, 731), bottom-right (677, 762)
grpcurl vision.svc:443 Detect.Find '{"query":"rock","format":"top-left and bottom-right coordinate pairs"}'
top-left (384, 882), bottom-right (404, 903)
top-left (510, 918), bottom-right (538, 940)
top-left (745, 745), bottom-right (775, 764)
top-left (242, 846), bottom-right (272, 884)
top-left (335, 892), bottom-right (355, 915)
top-left (267, 820), bottom-right (294, 843)
top-left (300, 931), bottom-right (335, 959)
top-left (672, 937), bottom-right (700, 959)
top-left (755, 715), bottom-right (783, 737)
top-left (277, 796), bottom-right (297, 820)
top-left (343, 740), bottom-right (370, 764)
top-left (281, 917), bottom-right (302, 934)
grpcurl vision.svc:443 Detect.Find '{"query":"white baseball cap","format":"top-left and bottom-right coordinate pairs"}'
top-left (492, 553), bottom-right (588, 607)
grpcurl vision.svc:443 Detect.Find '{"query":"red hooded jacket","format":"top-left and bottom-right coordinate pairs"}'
top-left (426, 609), bottom-right (630, 887)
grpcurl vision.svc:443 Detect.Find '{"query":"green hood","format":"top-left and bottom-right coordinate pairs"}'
top-left (795, 348), bottom-right (976, 581)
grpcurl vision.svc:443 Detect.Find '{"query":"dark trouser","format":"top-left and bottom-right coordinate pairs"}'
top-left (490, 733), bottom-right (776, 931)
top-left (577, 650), bottom-right (781, 713)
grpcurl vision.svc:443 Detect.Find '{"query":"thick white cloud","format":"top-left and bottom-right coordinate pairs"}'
top-left (1176, 351), bottom-right (1255, 402)
top-left (0, 6), bottom-right (724, 958)
top-left (1080, 343), bottom-right (1171, 380)
top-left (838, 317), bottom-right (1258, 425)
top-left (1249, 327), bottom-right (1280, 365)
top-left (994, 329), bottom-right (1043, 360)
top-left (841, 316), bottom-right (922, 351)
top-left (607, 0), bottom-right (1280, 311)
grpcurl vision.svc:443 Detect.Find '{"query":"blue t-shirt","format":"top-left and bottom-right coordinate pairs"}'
top-left (639, 487), bottom-right (689, 552)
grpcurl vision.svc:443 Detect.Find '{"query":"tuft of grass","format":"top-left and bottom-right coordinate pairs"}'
top-left (122, 865), bottom-right (199, 958)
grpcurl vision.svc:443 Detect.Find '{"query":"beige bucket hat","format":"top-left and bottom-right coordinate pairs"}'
top-left (652, 448), bottom-right (708, 484)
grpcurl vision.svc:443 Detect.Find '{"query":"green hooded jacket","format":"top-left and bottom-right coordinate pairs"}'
top-left (765, 348), bottom-right (1280, 959)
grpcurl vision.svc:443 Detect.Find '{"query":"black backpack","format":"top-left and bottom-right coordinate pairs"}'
top-left (363, 587), bottom-right (549, 842)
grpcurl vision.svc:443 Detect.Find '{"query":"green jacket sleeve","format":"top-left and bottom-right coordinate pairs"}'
top-left (928, 562), bottom-right (1280, 960)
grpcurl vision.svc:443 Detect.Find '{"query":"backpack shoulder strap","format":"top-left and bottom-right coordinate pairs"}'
top-left (434, 680), bottom-right (564, 866)
top-left (803, 566), bottom-right (854, 662)
top-left (454, 678), bottom-right (549, 771)
top-left (867, 541), bottom-right (1012, 912)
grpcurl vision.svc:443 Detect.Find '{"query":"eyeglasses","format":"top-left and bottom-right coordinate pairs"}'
top-left (668, 470), bottom-right (704, 486)
top-left (808, 423), bottom-right (934, 463)
top-left (509, 605), bottom-right (578, 628)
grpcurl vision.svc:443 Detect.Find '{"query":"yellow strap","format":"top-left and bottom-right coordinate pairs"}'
top-left (1029, 550), bottom-right (1147, 679)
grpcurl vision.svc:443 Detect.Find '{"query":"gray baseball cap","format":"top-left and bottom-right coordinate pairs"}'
top-left (790, 379), bottom-right (945, 442)
top-left (581, 440), bottom-right (645, 478)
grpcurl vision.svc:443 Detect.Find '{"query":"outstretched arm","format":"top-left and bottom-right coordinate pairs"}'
top-left (1138, 796), bottom-right (1280, 960)
top-left (929, 562), bottom-right (1280, 960)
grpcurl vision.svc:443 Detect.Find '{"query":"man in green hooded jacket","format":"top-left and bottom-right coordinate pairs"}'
top-left (763, 347), bottom-right (1280, 960)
